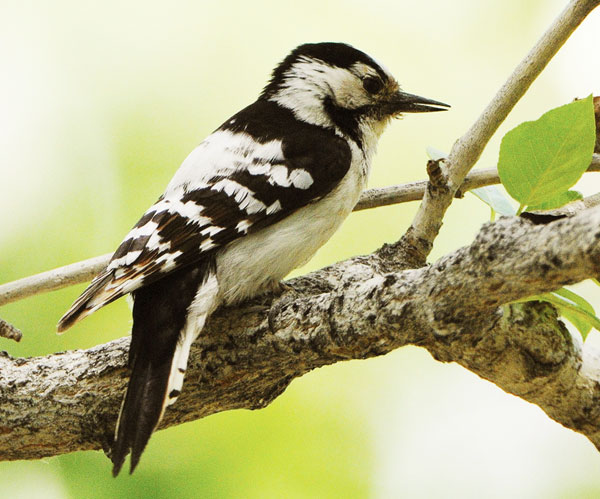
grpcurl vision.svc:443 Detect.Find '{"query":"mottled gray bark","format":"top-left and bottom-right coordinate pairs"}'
top-left (2, 207), bottom-right (600, 461)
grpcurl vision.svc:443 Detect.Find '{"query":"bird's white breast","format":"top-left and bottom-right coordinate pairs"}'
top-left (216, 144), bottom-right (370, 305)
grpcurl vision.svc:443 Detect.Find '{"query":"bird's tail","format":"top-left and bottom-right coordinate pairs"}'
top-left (111, 262), bottom-right (219, 476)
top-left (110, 323), bottom-right (204, 476)
top-left (111, 340), bottom-right (179, 477)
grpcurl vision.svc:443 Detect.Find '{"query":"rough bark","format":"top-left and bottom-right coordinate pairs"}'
top-left (2, 207), bottom-right (600, 460)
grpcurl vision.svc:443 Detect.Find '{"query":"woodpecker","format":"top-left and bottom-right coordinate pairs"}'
top-left (57, 42), bottom-right (449, 476)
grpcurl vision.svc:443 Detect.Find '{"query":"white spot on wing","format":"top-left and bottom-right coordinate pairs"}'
top-left (108, 250), bottom-right (142, 270)
top-left (235, 220), bottom-right (252, 233)
top-left (155, 250), bottom-right (183, 272)
top-left (200, 239), bottom-right (216, 251)
top-left (124, 250), bottom-right (142, 265)
top-left (150, 197), bottom-right (212, 226)
top-left (126, 220), bottom-right (159, 239)
top-left (201, 226), bottom-right (224, 237)
top-left (101, 273), bottom-right (146, 299)
top-left (211, 178), bottom-right (267, 215)
top-left (251, 164), bottom-right (313, 191)
top-left (269, 165), bottom-right (289, 186)
top-left (267, 200), bottom-right (282, 214)
top-left (147, 231), bottom-right (167, 252)
top-left (248, 163), bottom-right (270, 176)
top-left (289, 169), bottom-right (313, 189)
top-left (121, 274), bottom-right (146, 293)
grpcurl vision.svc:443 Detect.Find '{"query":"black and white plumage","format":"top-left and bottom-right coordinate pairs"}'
top-left (57, 42), bottom-right (449, 476)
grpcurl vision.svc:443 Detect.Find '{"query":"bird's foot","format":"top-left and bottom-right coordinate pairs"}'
top-left (266, 280), bottom-right (295, 297)
top-left (267, 280), bottom-right (301, 332)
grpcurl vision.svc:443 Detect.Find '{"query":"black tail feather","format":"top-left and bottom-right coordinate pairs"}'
top-left (111, 259), bottom-right (213, 476)
top-left (111, 352), bottom-right (174, 476)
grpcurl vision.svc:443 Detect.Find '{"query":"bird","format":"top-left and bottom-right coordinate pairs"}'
top-left (57, 42), bottom-right (449, 476)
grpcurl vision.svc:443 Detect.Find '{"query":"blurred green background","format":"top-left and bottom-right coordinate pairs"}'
top-left (2, 0), bottom-right (600, 497)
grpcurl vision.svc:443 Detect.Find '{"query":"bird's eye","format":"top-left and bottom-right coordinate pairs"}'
top-left (362, 76), bottom-right (384, 94)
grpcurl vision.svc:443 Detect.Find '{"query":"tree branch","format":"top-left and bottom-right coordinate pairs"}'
top-left (2, 206), bottom-right (600, 461)
top-left (355, 154), bottom-right (600, 211)
top-left (0, 253), bottom-right (112, 308)
top-left (403, 0), bottom-right (600, 259)
top-left (1, 154), bottom-right (598, 310)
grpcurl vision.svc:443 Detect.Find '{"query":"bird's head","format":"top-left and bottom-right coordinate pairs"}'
top-left (261, 42), bottom-right (449, 146)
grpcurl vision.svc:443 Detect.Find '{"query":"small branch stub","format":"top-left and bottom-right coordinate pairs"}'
top-left (426, 158), bottom-right (447, 189)
top-left (0, 319), bottom-right (21, 343)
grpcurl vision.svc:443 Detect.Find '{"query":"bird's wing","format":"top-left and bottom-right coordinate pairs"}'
top-left (57, 123), bottom-right (351, 331)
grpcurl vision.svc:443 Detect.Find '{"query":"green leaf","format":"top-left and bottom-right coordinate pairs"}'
top-left (526, 190), bottom-right (583, 211)
top-left (470, 185), bottom-right (517, 216)
top-left (552, 287), bottom-right (596, 314)
top-left (498, 96), bottom-right (595, 207)
top-left (552, 288), bottom-right (598, 338)
top-left (560, 308), bottom-right (593, 338)
top-left (517, 287), bottom-right (600, 340)
top-left (426, 146), bottom-right (447, 161)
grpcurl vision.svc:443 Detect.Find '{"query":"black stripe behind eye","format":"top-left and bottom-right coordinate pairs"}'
top-left (322, 97), bottom-right (365, 148)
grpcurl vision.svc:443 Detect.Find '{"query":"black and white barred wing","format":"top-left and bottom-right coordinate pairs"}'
top-left (57, 126), bottom-right (351, 331)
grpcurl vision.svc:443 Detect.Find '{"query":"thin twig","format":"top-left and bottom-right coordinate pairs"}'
top-left (355, 155), bottom-right (599, 210)
top-left (1, 155), bottom-right (599, 310)
top-left (403, 0), bottom-right (600, 257)
top-left (355, 168), bottom-right (500, 210)
top-left (0, 253), bottom-right (112, 308)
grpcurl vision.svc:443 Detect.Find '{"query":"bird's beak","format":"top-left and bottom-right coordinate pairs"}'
top-left (385, 90), bottom-right (450, 115)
